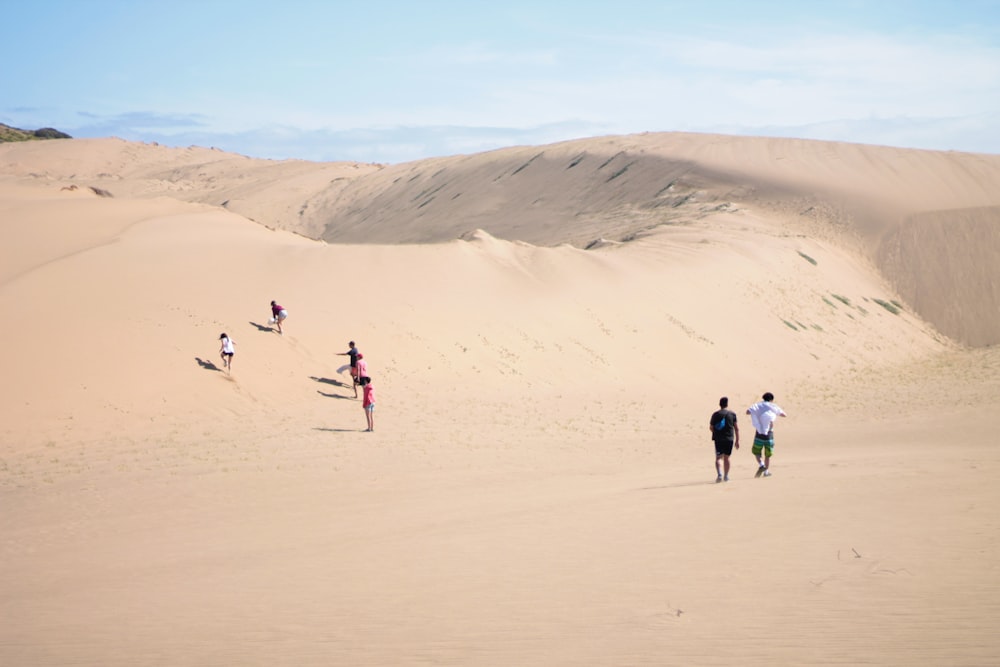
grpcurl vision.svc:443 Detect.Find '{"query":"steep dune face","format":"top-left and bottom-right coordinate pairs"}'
top-left (878, 206), bottom-right (1000, 347)
top-left (307, 143), bottom-right (736, 247)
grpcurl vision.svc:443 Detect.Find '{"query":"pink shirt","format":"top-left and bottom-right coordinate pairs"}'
top-left (356, 358), bottom-right (368, 378)
top-left (363, 384), bottom-right (375, 408)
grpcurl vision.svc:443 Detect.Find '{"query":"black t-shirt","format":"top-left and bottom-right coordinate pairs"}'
top-left (710, 409), bottom-right (737, 441)
top-left (348, 347), bottom-right (359, 367)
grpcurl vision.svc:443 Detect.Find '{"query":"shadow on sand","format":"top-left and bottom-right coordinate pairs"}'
top-left (195, 357), bottom-right (222, 372)
top-left (249, 320), bottom-right (275, 333)
top-left (317, 390), bottom-right (354, 400)
top-left (637, 480), bottom-right (730, 491)
top-left (313, 427), bottom-right (366, 433)
top-left (310, 376), bottom-right (348, 388)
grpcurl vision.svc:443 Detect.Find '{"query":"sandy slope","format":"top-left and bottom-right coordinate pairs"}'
top-left (1, 135), bottom-right (999, 666)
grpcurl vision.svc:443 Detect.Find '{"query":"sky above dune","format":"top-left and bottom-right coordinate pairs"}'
top-left (3, 0), bottom-right (999, 163)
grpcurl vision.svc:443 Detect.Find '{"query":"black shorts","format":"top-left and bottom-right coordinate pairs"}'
top-left (714, 439), bottom-right (734, 456)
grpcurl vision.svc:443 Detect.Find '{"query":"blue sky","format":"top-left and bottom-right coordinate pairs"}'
top-left (3, 0), bottom-right (999, 163)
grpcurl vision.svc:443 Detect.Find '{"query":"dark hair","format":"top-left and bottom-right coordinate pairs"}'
top-left (359, 376), bottom-right (371, 386)
top-left (763, 392), bottom-right (774, 401)
top-left (719, 396), bottom-right (729, 408)
top-left (349, 341), bottom-right (355, 347)
top-left (219, 333), bottom-right (228, 339)
top-left (270, 300), bottom-right (276, 306)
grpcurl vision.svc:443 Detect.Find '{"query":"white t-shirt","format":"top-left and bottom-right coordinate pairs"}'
top-left (221, 337), bottom-right (235, 354)
top-left (747, 400), bottom-right (783, 435)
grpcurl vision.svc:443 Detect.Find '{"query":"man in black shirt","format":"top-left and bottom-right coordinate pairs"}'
top-left (709, 396), bottom-right (740, 483)
top-left (337, 341), bottom-right (360, 398)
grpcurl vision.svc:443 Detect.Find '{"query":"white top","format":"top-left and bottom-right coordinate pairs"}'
top-left (221, 337), bottom-right (235, 354)
top-left (747, 400), bottom-right (784, 435)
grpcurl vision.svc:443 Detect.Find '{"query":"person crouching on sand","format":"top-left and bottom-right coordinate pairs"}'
top-left (360, 376), bottom-right (375, 432)
top-left (269, 300), bottom-right (288, 334)
top-left (219, 333), bottom-right (235, 373)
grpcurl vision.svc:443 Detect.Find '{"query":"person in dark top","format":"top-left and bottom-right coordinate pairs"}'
top-left (337, 341), bottom-right (360, 398)
top-left (709, 396), bottom-right (740, 483)
top-left (269, 300), bottom-right (288, 335)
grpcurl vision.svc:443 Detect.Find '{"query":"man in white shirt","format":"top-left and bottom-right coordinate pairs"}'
top-left (746, 392), bottom-right (787, 477)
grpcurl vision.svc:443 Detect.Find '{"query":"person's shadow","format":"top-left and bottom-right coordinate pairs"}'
top-left (317, 390), bottom-right (353, 400)
top-left (195, 357), bottom-right (222, 372)
top-left (249, 320), bottom-right (275, 333)
top-left (310, 376), bottom-right (348, 388)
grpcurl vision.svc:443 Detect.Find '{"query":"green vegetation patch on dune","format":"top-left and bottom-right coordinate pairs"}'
top-left (0, 123), bottom-right (72, 143)
top-left (873, 298), bottom-right (902, 315)
top-left (831, 293), bottom-right (851, 306)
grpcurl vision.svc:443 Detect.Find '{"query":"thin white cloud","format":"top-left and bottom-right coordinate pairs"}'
top-left (379, 41), bottom-right (560, 68)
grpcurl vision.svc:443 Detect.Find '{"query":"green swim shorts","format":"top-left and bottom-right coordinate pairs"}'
top-left (752, 432), bottom-right (775, 457)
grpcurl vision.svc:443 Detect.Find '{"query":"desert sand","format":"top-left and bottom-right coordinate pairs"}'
top-left (1, 133), bottom-right (999, 666)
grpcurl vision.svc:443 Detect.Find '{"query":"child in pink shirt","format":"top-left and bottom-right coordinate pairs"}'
top-left (355, 353), bottom-right (368, 383)
top-left (360, 376), bottom-right (375, 432)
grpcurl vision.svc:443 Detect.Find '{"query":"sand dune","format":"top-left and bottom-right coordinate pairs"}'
top-left (1, 134), bottom-right (999, 666)
top-left (5, 133), bottom-right (998, 345)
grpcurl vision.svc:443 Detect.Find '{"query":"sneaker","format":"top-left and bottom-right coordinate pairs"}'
top-left (762, 469), bottom-right (772, 477)
top-left (755, 465), bottom-right (766, 478)
top-left (716, 475), bottom-right (723, 483)
top-left (723, 476), bottom-right (729, 482)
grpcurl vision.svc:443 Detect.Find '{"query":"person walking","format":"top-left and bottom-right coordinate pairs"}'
top-left (219, 333), bottom-right (235, 374)
top-left (709, 396), bottom-right (740, 482)
top-left (269, 300), bottom-right (288, 335)
top-left (360, 376), bottom-right (375, 432)
top-left (746, 392), bottom-right (787, 477)
top-left (337, 341), bottom-right (360, 397)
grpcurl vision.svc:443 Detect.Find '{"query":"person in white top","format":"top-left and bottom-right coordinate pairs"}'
top-left (219, 333), bottom-right (235, 374)
top-left (746, 392), bottom-right (786, 477)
